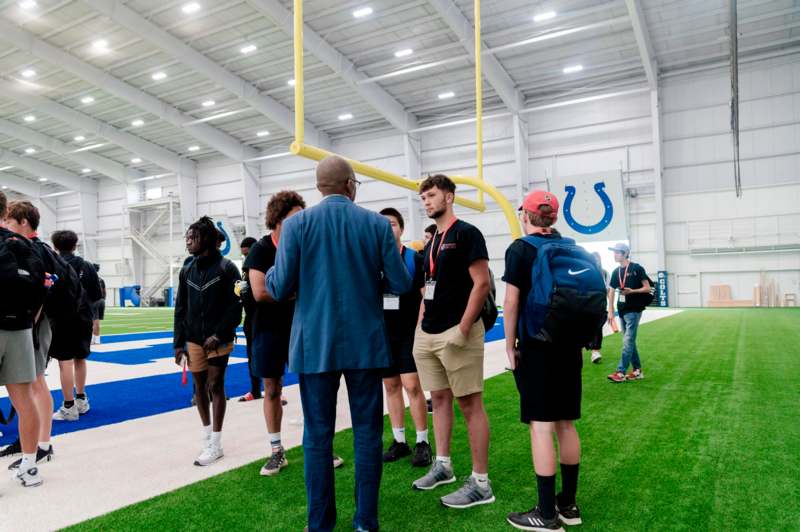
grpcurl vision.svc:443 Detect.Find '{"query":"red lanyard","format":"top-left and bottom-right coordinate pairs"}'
top-left (618, 263), bottom-right (630, 289)
top-left (428, 218), bottom-right (457, 279)
top-left (271, 233), bottom-right (279, 248)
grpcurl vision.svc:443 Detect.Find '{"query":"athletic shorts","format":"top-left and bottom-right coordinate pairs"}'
top-left (92, 300), bottom-right (106, 321)
top-left (383, 336), bottom-right (417, 378)
top-left (187, 341), bottom-right (233, 373)
top-left (251, 330), bottom-right (289, 379)
top-left (513, 340), bottom-right (582, 423)
top-left (413, 321), bottom-right (485, 398)
top-left (0, 329), bottom-right (36, 386)
top-left (34, 317), bottom-right (52, 377)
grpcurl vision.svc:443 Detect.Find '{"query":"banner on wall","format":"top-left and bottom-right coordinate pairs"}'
top-left (656, 271), bottom-right (669, 307)
top-left (549, 171), bottom-right (627, 243)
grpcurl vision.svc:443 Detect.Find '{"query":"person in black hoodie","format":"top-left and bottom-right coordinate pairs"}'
top-left (174, 216), bottom-right (242, 467)
top-left (50, 230), bottom-right (102, 422)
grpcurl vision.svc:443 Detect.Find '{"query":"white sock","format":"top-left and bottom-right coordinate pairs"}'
top-left (210, 431), bottom-right (222, 447)
top-left (202, 425), bottom-right (212, 439)
top-left (269, 432), bottom-right (282, 450)
top-left (472, 471), bottom-right (489, 488)
top-left (38, 442), bottom-right (51, 451)
top-left (416, 429), bottom-right (429, 444)
top-left (436, 455), bottom-right (452, 468)
top-left (20, 453), bottom-right (36, 470)
top-left (391, 427), bottom-right (406, 443)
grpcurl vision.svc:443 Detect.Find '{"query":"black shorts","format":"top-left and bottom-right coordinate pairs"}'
top-left (513, 340), bottom-right (582, 423)
top-left (48, 317), bottom-right (92, 361)
top-left (383, 337), bottom-right (417, 378)
top-left (92, 300), bottom-right (106, 321)
top-left (251, 329), bottom-right (289, 379)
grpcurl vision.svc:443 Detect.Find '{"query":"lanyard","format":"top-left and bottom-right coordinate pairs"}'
top-left (618, 262), bottom-right (631, 289)
top-left (427, 218), bottom-right (457, 279)
top-left (271, 233), bottom-right (279, 248)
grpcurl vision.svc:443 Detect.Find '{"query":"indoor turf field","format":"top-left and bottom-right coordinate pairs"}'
top-left (63, 307), bottom-right (800, 532)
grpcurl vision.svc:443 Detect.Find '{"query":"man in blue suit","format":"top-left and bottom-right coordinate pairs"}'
top-left (266, 156), bottom-right (412, 532)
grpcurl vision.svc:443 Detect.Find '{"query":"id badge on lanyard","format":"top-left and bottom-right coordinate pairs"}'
top-left (383, 295), bottom-right (400, 310)
top-left (618, 263), bottom-right (630, 303)
top-left (425, 218), bottom-right (457, 302)
top-left (424, 280), bottom-right (436, 301)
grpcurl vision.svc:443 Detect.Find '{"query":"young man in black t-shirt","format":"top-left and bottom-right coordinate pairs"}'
top-left (411, 174), bottom-right (494, 509)
top-left (607, 243), bottom-right (651, 383)
top-left (503, 190), bottom-right (583, 531)
top-left (378, 208), bottom-right (431, 467)
top-left (237, 236), bottom-right (263, 402)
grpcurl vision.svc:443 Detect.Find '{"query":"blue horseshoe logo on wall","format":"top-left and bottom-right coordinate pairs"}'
top-left (215, 220), bottom-right (232, 256)
top-left (563, 181), bottom-right (614, 235)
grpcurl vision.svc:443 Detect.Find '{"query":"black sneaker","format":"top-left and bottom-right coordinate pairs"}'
top-left (426, 398), bottom-right (433, 413)
top-left (383, 440), bottom-right (411, 462)
top-left (0, 438), bottom-right (22, 458)
top-left (506, 507), bottom-right (564, 531)
top-left (411, 441), bottom-right (432, 467)
top-left (555, 494), bottom-right (582, 526)
top-left (8, 446), bottom-right (54, 470)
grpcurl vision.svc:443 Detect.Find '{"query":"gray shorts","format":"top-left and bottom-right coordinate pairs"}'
top-left (0, 329), bottom-right (36, 386)
top-left (35, 317), bottom-right (52, 377)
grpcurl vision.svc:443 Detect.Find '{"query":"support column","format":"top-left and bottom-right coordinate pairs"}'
top-left (35, 197), bottom-right (57, 239)
top-left (403, 134), bottom-right (422, 240)
top-left (241, 162), bottom-right (261, 238)
top-left (512, 114), bottom-right (530, 204)
top-left (177, 172), bottom-right (197, 228)
top-left (651, 88), bottom-right (666, 270)
top-left (78, 188), bottom-right (98, 261)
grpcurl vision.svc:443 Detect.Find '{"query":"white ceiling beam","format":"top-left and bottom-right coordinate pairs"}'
top-left (0, 79), bottom-right (196, 178)
top-left (83, 0), bottom-right (329, 147)
top-left (0, 148), bottom-right (94, 193)
top-left (1, 173), bottom-right (40, 197)
top-left (427, 0), bottom-right (524, 113)
top-left (248, 0), bottom-right (418, 132)
top-left (0, 19), bottom-right (259, 163)
top-left (0, 119), bottom-right (143, 184)
top-left (625, 0), bottom-right (658, 89)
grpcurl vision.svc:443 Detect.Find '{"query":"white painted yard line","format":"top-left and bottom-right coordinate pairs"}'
top-left (0, 310), bottom-right (681, 531)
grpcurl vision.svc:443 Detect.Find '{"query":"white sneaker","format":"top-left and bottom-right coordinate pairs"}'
top-left (332, 455), bottom-right (344, 469)
top-left (76, 397), bottom-right (90, 414)
top-left (52, 404), bottom-right (79, 421)
top-left (194, 444), bottom-right (223, 466)
top-left (591, 351), bottom-right (603, 364)
top-left (93, 335), bottom-right (102, 345)
top-left (13, 466), bottom-right (42, 487)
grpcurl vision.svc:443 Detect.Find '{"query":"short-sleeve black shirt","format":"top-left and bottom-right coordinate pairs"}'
top-left (384, 248), bottom-right (425, 342)
top-left (421, 220), bottom-right (489, 334)
top-left (502, 231), bottom-right (563, 308)
top-left (243, 235), bottom-right (295, 333)
top-left (609, 262), bottom-right (649, 315)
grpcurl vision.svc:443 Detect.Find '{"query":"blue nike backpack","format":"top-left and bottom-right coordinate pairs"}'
top-left (518, 235), bottom-right (608, 347)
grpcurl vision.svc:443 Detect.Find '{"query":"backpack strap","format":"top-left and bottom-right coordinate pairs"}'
top-left (402, 246), bottom-right (417, 279)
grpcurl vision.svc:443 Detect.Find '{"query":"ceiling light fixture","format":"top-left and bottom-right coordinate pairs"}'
top-left (563, 64), bottom-right (584, 74)
top-left (394, 48), bottom-right (413, 58)
top-left (131, 157), bottom-right (142, 164)
top-left (240, 44), bottom-right (257, 54)
top-left (73, 135), bottom-right (86, 142)
top-left (38, 177), bottom-right (48, 182)
top-left (25, 147), bottom-right (36, 154)
top-left (256, 130), bottom-right (270, 137)
top-left (533, 11), bottom-right (556, 22)
top-left (338, 113), bottom-right (353, 121)
top-left (181, 2), bottom-right (201, 14)
top-left (19, 0), bottom-right (38, 9)
top-left (151, 71), bottom-right (167, 81)
top-left (287, 79), bottom-right (296, 86)
top-left (353, 6), bottom-right (373, 18)
top-left (21, 69), bottom-right (36, 78)
top-left (82, 168), bottom-right (92, 173)
top-left (92, 39), bottom-right (109, 52)
top-left (438, 91), bottom-right (455, 100)
top-left (23, 115), bottom-right (36, 122)
top-left (131, 119), bottom-right (144, 127)
top-left (187, 145), bottom-right (200, 152)
top-left (201, 99), bottom-right (215, 107)
top-left (0, 166), bottom-right (14, 171)
top-left (71, 143), bottom-right (106, 153)
top-left (81, 96), bottom-right (95, 104)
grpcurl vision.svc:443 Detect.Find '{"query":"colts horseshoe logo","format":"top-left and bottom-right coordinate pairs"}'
top-left (563, 181), bottom-right (614, 235)
top-left (215, 220), bottom-right (232, 256)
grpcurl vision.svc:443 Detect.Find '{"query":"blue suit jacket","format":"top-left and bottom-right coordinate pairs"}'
top-left (266, 195), bottom-right (413, 374)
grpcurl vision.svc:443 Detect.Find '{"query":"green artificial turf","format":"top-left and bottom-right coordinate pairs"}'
top-left (70, 309), bottom-right (800, 531)
top-left (99, 307), bottom-right (176, 335)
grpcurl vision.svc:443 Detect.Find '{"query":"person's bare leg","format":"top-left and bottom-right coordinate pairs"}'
top-left (207, 365), bottom-right (227, 432)
top-left (192, 371), bottom-right (211, 427)
top-left (456, 392), bottom-right (490, 474)
top-left (6, 383), bottom-right (40, 455)
top-left (555, 421), bottom-right (580, 465)
top-left (263, 377), bottom-right (283, 435)
top-left (73, 358), bottom-right (87, 396)
top-left (58, 360), bottom-right (74, 402)
top-left (400, 373), bottom-right (428, 433)
top-left (383, 376), bottom-right (405, 434)
top-left (32, 375), bottom-right (53, 445)
top-left (531, 421), bottom-right (557, 476)
top-left (92, 319), bottom-right (100, 337)
top-left (431, 388), bottom-right (454, 457)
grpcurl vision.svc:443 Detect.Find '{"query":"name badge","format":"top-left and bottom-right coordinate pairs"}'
top-left (424, 280), bottom-right (436, 301)
top-left (618, 294), bottom-right (626, 303)
top-left (383, 295), bottom-right (400, 310)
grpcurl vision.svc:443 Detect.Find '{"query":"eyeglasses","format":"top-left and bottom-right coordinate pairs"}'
top-left (349, 177), bottom-right (362, 188)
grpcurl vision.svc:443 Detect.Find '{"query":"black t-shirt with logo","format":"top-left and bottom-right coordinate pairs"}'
top-left (609, 262), bottom-right (649, 315)
top-left (384, 249), bottom-right (425, 343)
top-left (243, 235), bottom-right (295, 334)
top-left (421, 220), bottom-right (489, 334)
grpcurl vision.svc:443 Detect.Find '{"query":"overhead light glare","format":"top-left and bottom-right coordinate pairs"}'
top-left (25, 147), bottom-right (36, 154)
top-left (187, 145), bottom-right (200, 152)
top-left (73, 135), bottom-right (86, 142)
top-left (81, 96), bottom-right (95, 104)
top-left (394, 48), bottom-right (413, 58)
top-left (23, 115), bottom-right (36, 122)
top-left (256, 130), bottom-right (270, 137)
top-left (131, 157), bottom-right (142, 164)
top-left (201, 99), bottom-right (215, 107)
top-left (92, 39), bottom-right (109, 52)
top-left (151, 71), bottom-right (167, 81)
top-left (533, 11), bottom-right (556, 22)
top-left (181, 2), bottom-right (201, 14)
top-left (287, 79), bottom-right (296, 86)
top-left (131, 119), bottom-right (145, 127)
top-left (338, 113), bottom-right (353, 121)
top-left (82, 168), bottom-right (92, 173)
top-left (240, 44), bottom-right (257, 54)
top-left (38, 177), bottom-right (47, 182)
top-left (353, 6), bottom-right (373, 18)
top-left (563, 64), bottom-right (584, 74)
top-left (21, 69), bottom-right (36, 78)
top-left (0, 166), bottom-right (14, 171)
top-left (438, 91), bottom-right (455, 100)
top-left (19, 0), bottom-right (38, 9)
top-left (71, 143), bottom-right (106, 153)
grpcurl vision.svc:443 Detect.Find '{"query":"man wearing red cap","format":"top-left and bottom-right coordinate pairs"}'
top-left (503, 190), bottom-right (584, 531)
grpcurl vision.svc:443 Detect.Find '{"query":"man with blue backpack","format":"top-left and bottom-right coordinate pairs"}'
top-left (378, 208), bottom-right (431, 467)
top-left (503, 190), bottom-right (607, 531)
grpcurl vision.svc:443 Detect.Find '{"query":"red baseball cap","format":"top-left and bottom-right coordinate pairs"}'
top-left (519, 190), bottom-right (559, 220)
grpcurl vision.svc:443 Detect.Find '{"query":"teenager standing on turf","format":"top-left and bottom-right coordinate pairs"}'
top-left (174, 216), bottom-right (242, 466)
top-left (245, 191), bottom-right (305, 476)
top-left (503, 190), bottom-right (583, 531)
top-left (266, 156), bottom-right (411, 532)
top-left (607, 243), bottom-right (650, 383)
top-left (412, 174), bottom-right (494, 509)
top-left (50, 230), bottom-right (101, 421)
top-left (379, 207), bottom-right (431, 467)
top-left (238, 236), bottom-right (263, 403)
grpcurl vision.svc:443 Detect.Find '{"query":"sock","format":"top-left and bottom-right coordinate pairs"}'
top-left (20, 453), bottom-right (36, 470)
top-left (560, 463), bottom-right (580, 505)
top-left (202, 425), bottom-right (212, 439)
top-left (436, 455), bottom-right (452, 469)
top-left (76, 393), bottom-right (86, 400)
top-left (416, 429), bottom-right (429, 444)
top-left (471, 471), bottom-right (489, 489)
top-left (391, 427), bottom-right (406, 443)
top-left (64, 400), bottom-right (75, 409)
top-left (536, 474), bottom-right (557, 519)
top-left (269, 432), bottom-right (282, 450)
top-left (210, 431), bottom-right (222, 447)
top-left (38, 442), bottom-right (51, 452)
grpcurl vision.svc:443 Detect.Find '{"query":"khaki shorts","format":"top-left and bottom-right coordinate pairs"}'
top-left (413, 321), bottom-right (485, 398)
top-left (187, 342), bottom-right (233, 373)
top-left (0, 329), bottom-right (36, 386)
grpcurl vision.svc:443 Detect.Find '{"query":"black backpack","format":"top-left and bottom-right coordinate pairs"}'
top-left (0, 232), bottom-right (47, 330)
top-left (481, 269), bottom-right (499, 331)
top-left (33, 240), bottom-right (82, 323)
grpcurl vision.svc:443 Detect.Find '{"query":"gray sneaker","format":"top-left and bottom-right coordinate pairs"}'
top-left (411, 459), bottom-right (456, 491)
top-left (440, 476), bottom-right (495, 509)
